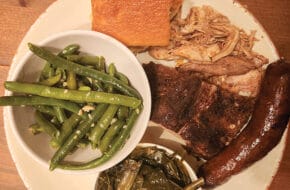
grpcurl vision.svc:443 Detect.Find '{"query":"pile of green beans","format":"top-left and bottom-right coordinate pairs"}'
top-left (0, 43), bottom-right (143, 171)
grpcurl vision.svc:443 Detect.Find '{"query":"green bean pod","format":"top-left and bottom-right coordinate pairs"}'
top-left (28, 43), bottom-right (141, 98)
top-left (56, 68), bottom-right (67, 82)
top-left (39, 73), bottom-right (61, 86)
top-left (78, 86), bottom-right (91, 91)
top-left (108, 63), bottom-right (116, 76)
top-left (99, 120), bottom-right (125, 152)
top-left (91, 79), bottom-right (104, 92)
top-left (56, 106), bottom-right (142, 170)
top-left (34, 105), bottom-right (55, 117)
top-left (53, 106), bottom-right (67, 124)
top-left (59, 44), bottom-right (80, 57)
top-left (65, 55), bottom-right (101, 66)
top-left (66, 71), bottom-right (77, 90)
top-left (49, 104), bottom-right (108, 171)
top-left (89, 104), bottom-right (119, 148)
top-left (107, 63), bottom-right (116, 92)
top-left (50, 113), bottom-right (82, 148)
top-left (35, 111), bottom-right (59, 138)
top-left (115, 72), bottom-right (129, 84)
top-left (97, 56), bottom-right (106, 71)
top-left (117, 106), bottom-right (129, 120)
top-left (40, 63), bottom-right (54, 79)
top-left (41, 44), bottom-right (79, 80)
top-left (5, 82), bottom-right (141, 108)
top-left (0, 95), bottom-right (82, 116)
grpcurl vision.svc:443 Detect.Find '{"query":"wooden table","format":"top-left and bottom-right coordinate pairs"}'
top-left (0, 0), bottom-right (289, 189)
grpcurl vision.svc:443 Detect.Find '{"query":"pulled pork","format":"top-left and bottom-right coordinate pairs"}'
top-left (149, 5), bottom-right (268, 68)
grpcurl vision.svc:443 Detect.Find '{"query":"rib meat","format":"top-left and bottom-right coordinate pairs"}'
top-left (145, 61), bottom-right (200, 131)
top-left (143, 62), bottom-right (255, 159)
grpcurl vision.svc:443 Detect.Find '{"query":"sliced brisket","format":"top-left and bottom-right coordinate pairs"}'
top-left (143, 62), bottom-right (255, 159)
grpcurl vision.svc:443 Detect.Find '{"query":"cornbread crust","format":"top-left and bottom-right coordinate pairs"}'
top-left (91, 0), bottom-right (172, 46)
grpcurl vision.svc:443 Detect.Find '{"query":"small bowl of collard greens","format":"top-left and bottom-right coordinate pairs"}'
top-left (96, 143), bottom-right (200, 190)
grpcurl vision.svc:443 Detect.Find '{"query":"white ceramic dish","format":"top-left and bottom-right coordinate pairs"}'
top-left (4, 0), bottom-right (286, 189)
top-left (138, 143), bottom-right (199, 182)
top-left (95, 142), bottom-right (201, 189)
top-left (5, 30), bottom-right (151, 174)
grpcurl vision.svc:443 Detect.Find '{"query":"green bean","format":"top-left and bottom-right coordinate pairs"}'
top-left (28, 43), bottom-right (141, 98)
top-left (115, 72), bottom-right (129, 84)
top-left (68, 139), bottom-right (90, 155)
top-left (41, 44), bottom-right (79, 80)
top-left (66, 71), bottom-right (77, 90)
top-left (65, 55), bottom-right (100, 66)
top-left (78, 86), bottom-right (91, 91)
top-left (35, 110), bottom-right (59, 138)
top-left (53, 106), bottom-right (67, 124)
top-left (90, 64), bottom-right (119, 149)
top-left (56, 68), bottom-right (67, 82)
top-left (89, 104), bottom-right (119, 148)
top-left (110, 64), bottom-right (129, 121)
top-left (49, 103), bottom-right (108, 171)
top-left (107, 63), bottom-right (116, 92)
top-left (50, 113), bottom-right (82, 148)
top-left (85, 65), bottom-right (95, 70)
top-left (115, 56), bottom-right (129, 119)
top-left (99, 120), bottom-right (125, 152)
top-left (39, 73), bottom-right (61, 86)
top-left (0, 95), bottom-right (82, 116)
top-left (117, 106), bottom-right (129, 120)
top-left (29, 123), bottom-right (43, 135)
top-left (92, 79), bottom-right (104, 92)
top-left (64, 55), bottom-right (80, 62)
top-left (34, 105), bottom-right (55, 117)
top-left (108, 63), bottom-right (116, 76)
top-left (59, 44), bottom-right (80, 57)
top-left (5, 82), bottom-right (141, 108)
top-left (57, 106), bottom-right (142, 170)
top-left (48, 67), bottom-right (55, 78)
top-left (40, 63), bottom-right (54, 79)
top-left (98, 56), bottom-right (106, 71)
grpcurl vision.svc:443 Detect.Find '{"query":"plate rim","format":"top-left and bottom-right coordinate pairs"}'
top-left (3, 0), bottom-right (285, 189)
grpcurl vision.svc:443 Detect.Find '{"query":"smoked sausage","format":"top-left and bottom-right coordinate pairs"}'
top-left (198, 59), bottom-right (290, 187)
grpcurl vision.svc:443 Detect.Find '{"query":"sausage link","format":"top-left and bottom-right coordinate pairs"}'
top-left (198, 59), bottom-right (290, 187)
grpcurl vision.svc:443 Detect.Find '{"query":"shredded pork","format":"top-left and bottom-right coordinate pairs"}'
top-left (149, 6), bottom-right (268, 67)
top-left (179, 55), bottom-right (267, 76)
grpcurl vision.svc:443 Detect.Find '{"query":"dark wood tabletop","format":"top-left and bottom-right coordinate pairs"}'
top-left (0, 0), bottom-right (289, 189)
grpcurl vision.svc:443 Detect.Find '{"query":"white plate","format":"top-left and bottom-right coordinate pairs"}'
top-left (4, 0), bottom-right (285, 189)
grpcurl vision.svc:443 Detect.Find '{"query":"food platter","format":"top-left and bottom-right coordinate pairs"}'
top-left (3, 0), bottom-right (286, 189)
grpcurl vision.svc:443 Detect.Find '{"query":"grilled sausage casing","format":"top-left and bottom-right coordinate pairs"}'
top-left (198, 60), bottom-right (290, 187)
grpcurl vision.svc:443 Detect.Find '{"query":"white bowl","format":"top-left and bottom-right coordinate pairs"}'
top-left (5, 30), bottom-right (151, 174)
top-left (137, 143), bottom-right (199, 182)
top-left (95, 142), bottom-right (201, 189)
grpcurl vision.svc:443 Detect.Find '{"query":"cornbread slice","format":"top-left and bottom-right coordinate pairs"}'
top-left (91, 0), bottom-right (172, 46)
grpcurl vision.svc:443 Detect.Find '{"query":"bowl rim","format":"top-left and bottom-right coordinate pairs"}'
top-left (137, 143), bottom-right (198, 181)
top-left (4, 30), bottom-right (152, 174)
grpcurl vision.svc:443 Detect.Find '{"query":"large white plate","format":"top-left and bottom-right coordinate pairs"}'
top-left (4, 0), bottom-right (285, 189)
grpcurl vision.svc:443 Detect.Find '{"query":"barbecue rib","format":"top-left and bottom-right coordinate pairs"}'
top-left (144, 62), bottom-right (255, 159)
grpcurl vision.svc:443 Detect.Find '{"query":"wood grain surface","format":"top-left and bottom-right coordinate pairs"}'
top-left (0, 0), bottom-right (289, 189)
